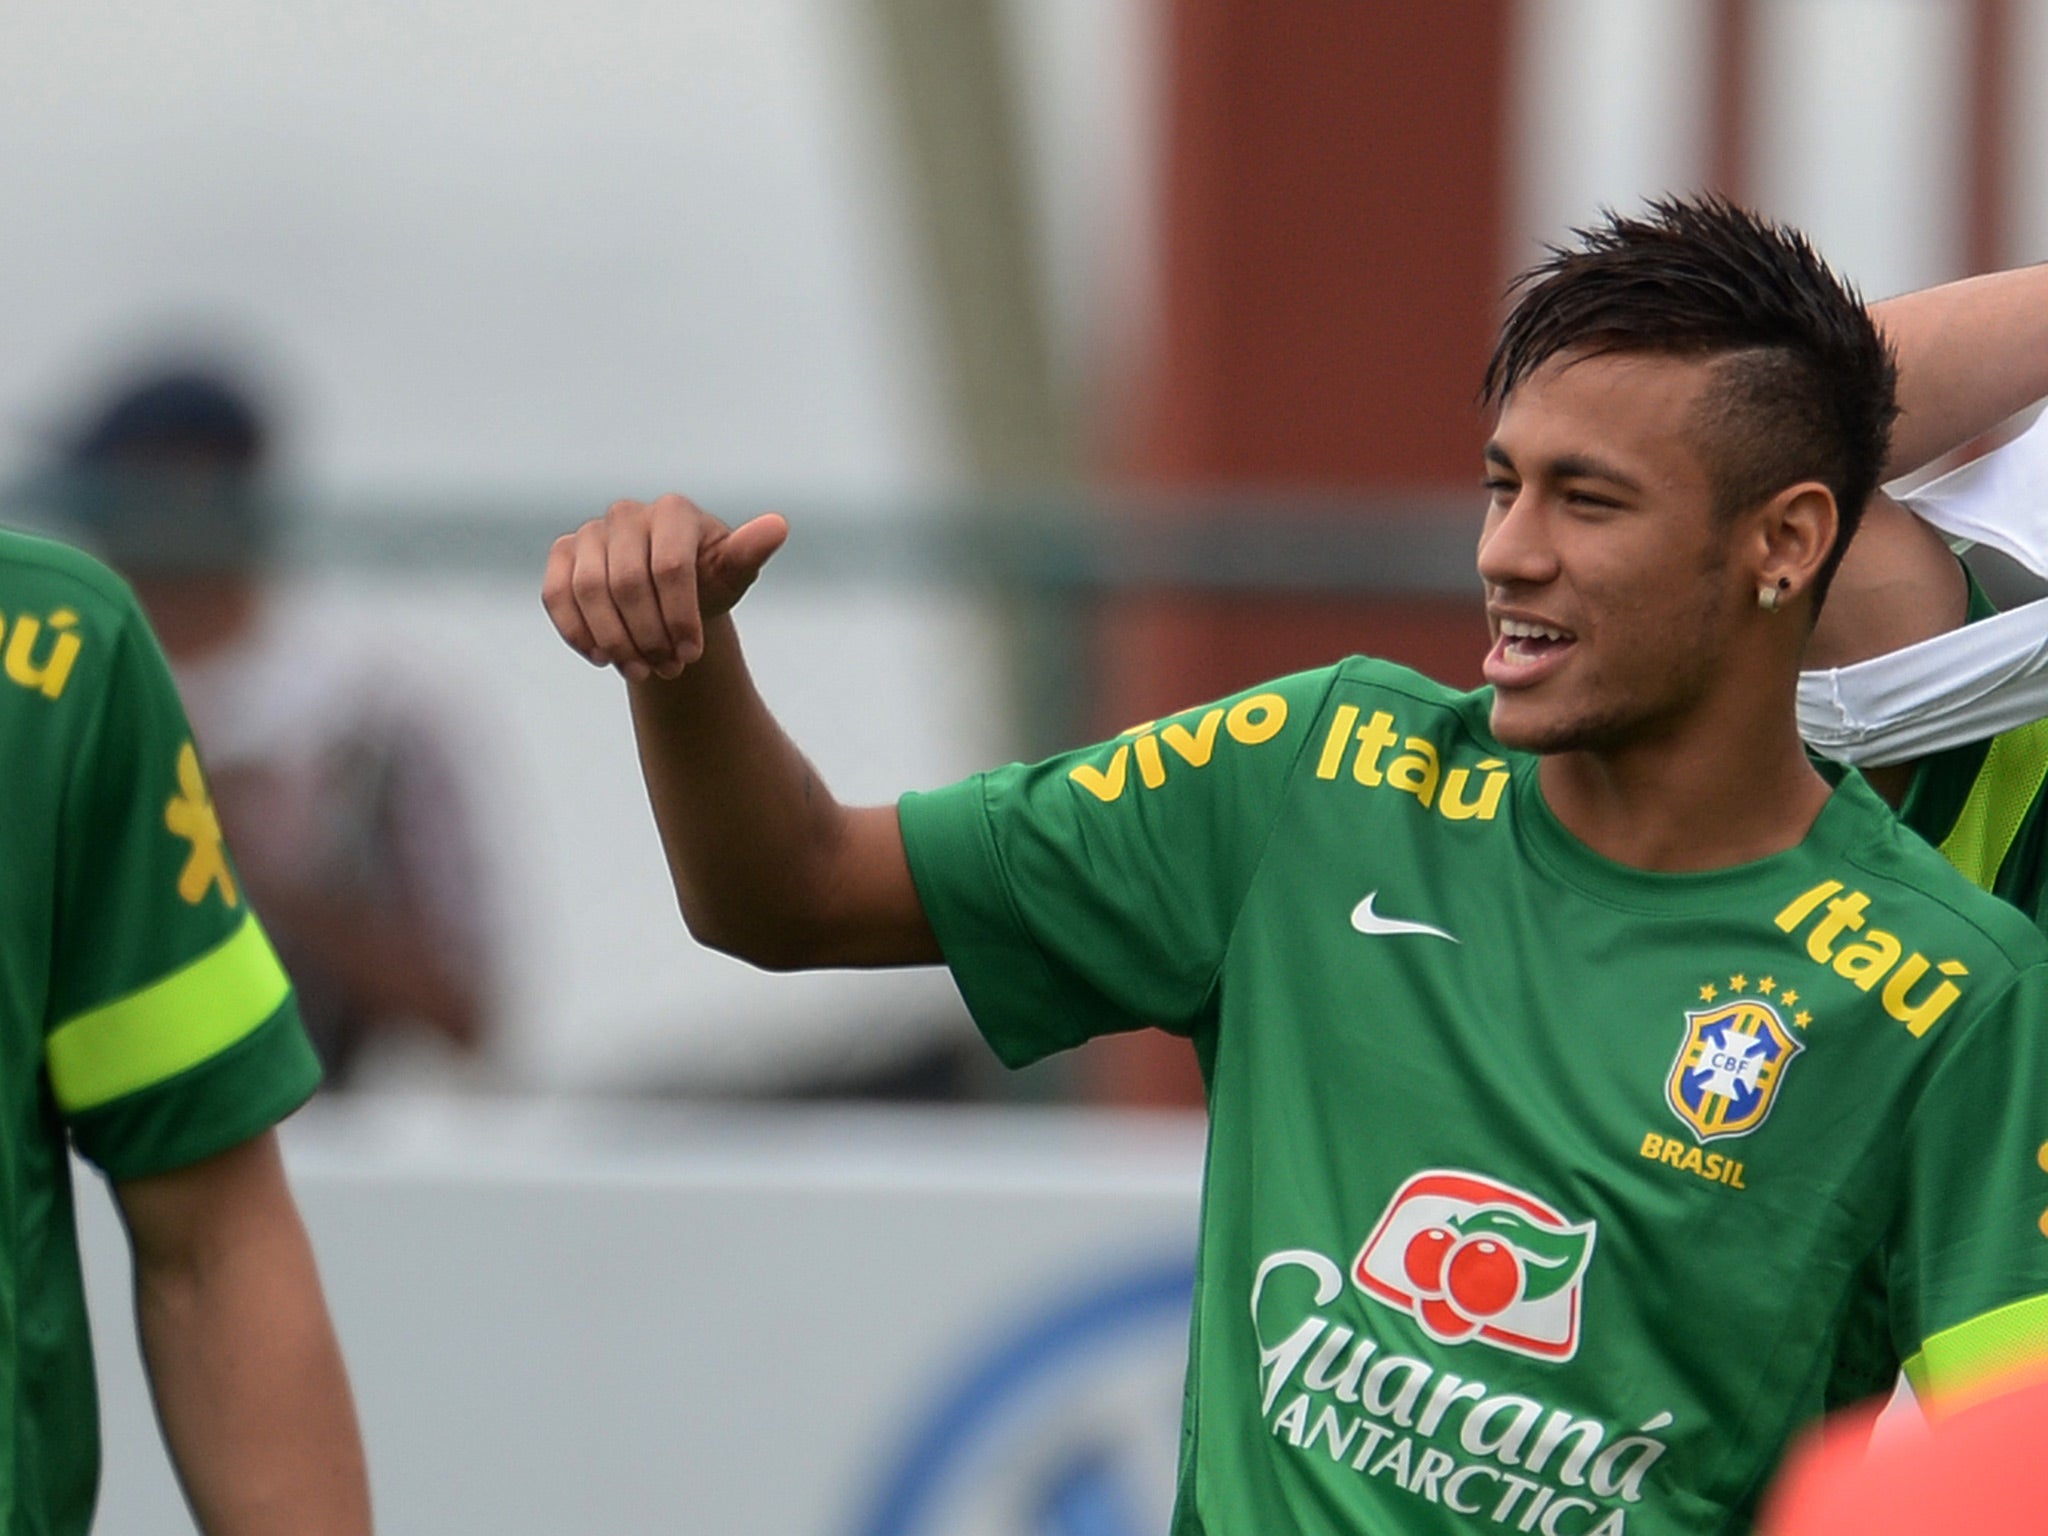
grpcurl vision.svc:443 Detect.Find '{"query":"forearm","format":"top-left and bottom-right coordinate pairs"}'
top-left (628, 613), bottom-right (928, 968)
top-left (124, 1142), bottom-right (370, 1535)
top-left (544, 497), bottom-right (937, 967)
top-left (1875, 264), bottom-right (2048, 478)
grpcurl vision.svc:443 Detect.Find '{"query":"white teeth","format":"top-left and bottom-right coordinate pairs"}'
top-left (1499, 618), bottom-right (1569, 642)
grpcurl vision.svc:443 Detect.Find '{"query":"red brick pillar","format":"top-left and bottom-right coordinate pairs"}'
top-left (1081, 0), bottom-right (1513, 1105)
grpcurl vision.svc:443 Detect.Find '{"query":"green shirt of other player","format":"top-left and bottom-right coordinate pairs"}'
top-left (542, 199), bottom-right (2048, 1534)
top-left (0, 526), bottom-right (365, 1534)
top-left (1845, 570), bottom-right (2048, 927)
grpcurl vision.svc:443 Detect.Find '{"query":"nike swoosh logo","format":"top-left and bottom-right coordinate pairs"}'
top-left (1349, 893), bottom-right (1459, 943)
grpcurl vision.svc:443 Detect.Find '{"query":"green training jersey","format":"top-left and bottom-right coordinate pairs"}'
top-left (900, 657), bottom-right (2048, 1536)
top-left (0, 528), bottom-right (320, 1534)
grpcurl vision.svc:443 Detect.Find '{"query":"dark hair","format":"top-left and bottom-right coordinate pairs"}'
top-left (1482, 195), bottom-right (1898, 612)
top-left (56, 366), bottom-right (276, 572)
top-left (65, 369), bottom-right (266, 468)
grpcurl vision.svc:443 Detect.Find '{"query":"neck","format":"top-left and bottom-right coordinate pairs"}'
top-left (1537, 670), bottom-right (1832, 872)
top-left (132, 575), bottom-right (260, 663)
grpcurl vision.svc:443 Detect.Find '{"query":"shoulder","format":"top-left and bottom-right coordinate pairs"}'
top-left (1327, 657), bottom-right (1499, 740)
top-left (1124, 658), bottom-right (1498, 778)
top-left (0, 526), bottom-right (151, 677)
top-left (0, 525), bottom-right (142, 618)
top-left (1822, 779), bottom-right (2048, 1010)
top-left (1855, 793), bottom-right (2044, 960)
top-left (1003, 659), bottom-right (1506, 815)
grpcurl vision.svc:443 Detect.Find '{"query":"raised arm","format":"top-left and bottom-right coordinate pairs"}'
top-left (541, 495), bottom-right (940, 969)
top-left (1807, 267), bottom-right (2048, 679)
top-left (1873, 263), bottom-right (2048, 479)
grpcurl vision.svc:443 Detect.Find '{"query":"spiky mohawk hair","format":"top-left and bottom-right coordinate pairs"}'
top-left (1483, 195), bottom-right (1899, 611)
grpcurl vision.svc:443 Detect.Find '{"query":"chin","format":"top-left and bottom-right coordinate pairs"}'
top-left (1488, 695), bottom-right (1630, 756)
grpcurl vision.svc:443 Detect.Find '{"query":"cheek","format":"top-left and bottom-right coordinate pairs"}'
top-left (1581, 564), bottom-right (1723, 680)
top-left (1610, 577), bottom-right (1734, 690)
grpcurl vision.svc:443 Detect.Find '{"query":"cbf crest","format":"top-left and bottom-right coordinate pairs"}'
top-left (1665, 978), bottom-right (1806, 1144)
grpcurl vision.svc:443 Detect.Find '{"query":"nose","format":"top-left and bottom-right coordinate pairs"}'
top-left (1476, 490), bottom-right (1558, 591)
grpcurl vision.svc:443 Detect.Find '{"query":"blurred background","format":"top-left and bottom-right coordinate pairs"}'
top-left (3, 0), bottom-right (2041, 1529)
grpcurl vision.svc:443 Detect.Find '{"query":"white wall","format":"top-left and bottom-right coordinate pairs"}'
top-left (0, 0), bottom-right (1161, 505)
top-left (1751, 0), bottom-right (1969, 299)
top-left (0, 0), bottom-right (952, 502)
top-left (1510, 0), bottom-right (1715, 269)
top-left (1512, 0), bottom-right (2048, 291)
top-left (78, 1102), bottom-right (1205, 1535)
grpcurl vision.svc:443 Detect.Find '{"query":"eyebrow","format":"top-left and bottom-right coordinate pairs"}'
top-left (1482, 441), bottom-right (1644, 495)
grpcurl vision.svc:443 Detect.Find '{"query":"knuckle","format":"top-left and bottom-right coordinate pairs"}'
top-left (648, 549), bottom-right (693, 582)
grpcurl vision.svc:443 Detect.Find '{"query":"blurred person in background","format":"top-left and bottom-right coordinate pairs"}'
top-left (54, 366), bottom-right (492, 1085)
top-left (545, 199), bottom-right (2048, 1533)
top-left (0, 512), bottom-right (368, 1529)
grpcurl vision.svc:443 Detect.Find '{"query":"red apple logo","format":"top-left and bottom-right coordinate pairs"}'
top-left (1354, 1171), bottom-right (1598, 1361)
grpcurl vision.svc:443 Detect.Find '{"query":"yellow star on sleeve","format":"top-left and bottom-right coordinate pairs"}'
top-left (1794, 1011), bottom-right (1812, 1030)
top-left (1758, 976), bottom-right (1775, 994)
top-left (164, 742), bottom-right (239, 908)
top-left (1729, 973), bottom-right (1748, 992)
top-left (1780, 989), bottom-right (1798, 1007)
top-left (1699, 983), bottom-right (1719, 1002)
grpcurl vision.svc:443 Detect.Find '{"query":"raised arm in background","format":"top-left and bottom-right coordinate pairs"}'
top-left (1871, 262), bottom-right (2048, 479)
top-left (1808, 266), bottom-right (2048, 676)
top-left (542, 495), bottom-right (939, 970)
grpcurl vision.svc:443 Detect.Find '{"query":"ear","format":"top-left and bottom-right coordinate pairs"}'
top-left (1751, 480), bottom-right (1838, 609)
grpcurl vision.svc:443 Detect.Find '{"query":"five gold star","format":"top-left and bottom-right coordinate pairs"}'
top-left (1794, 1011), bottom-right (1812, 1029)
top-left (1780, 988), bottom-right (1799, 1007)
top-left (1729, 973), bottom-right (1748, 992)
top-left (1699, 983), bottom-right (1719, 1002)
top-left (1758, 976), bottom-right (1775, 994)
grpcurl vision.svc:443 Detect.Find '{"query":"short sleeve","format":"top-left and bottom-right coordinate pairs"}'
top-left (46, 603), bottom-right (320, 1180)
top-left (899, 668), bottom-right (1337, 1068)
top-left (1890, 963), bottom-right (2048, 1401)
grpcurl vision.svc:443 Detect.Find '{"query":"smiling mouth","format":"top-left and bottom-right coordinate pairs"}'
top-left (1487, 618), bottom-right (1576, 685)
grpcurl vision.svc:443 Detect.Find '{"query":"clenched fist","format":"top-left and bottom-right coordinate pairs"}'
top-left (541, 494), bottom-right (788, 681)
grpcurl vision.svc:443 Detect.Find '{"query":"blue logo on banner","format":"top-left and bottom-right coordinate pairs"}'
top-left (851, 1254), bottom-right (1195, 1536)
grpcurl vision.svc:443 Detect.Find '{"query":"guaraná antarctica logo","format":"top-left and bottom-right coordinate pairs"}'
top-left (1353, 1170), bottom-right (1596, 1361)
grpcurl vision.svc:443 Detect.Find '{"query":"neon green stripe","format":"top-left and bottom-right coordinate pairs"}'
top-left (1938, 717), bottom-right (2048, 890)
top-left (1908, 1292), bottom-right (2048, 1401)
top-left (46, 913), bottom-right (290, 1113)
top-left (1902, 1349), bottom-right (1930, 1397)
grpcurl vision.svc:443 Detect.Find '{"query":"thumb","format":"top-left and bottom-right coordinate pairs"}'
top-left (699, 512), bottom-right (790, 617)
top-left (716, 512), bottom-right (790, 581)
